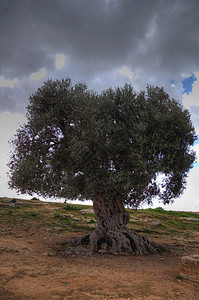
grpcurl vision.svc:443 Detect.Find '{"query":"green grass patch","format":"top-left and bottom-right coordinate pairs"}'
top-left (88, 219), bottom-right (95, 224)
top-left (144, 208), bottom-right (199, 219)
top-left (65, 242), bottom-right (76, 248)
top-left (0, 198), bottom-right (198, 239)
top-left (81, 212), bottom-right (95, 217)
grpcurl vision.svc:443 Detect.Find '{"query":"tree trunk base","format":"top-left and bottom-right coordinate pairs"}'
top-left (63, 228), bottom-right (166, 255)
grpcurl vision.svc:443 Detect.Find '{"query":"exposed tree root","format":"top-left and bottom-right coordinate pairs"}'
top-left (63, 228), bottom-right (166, 255)
top-left (62, 197), bottom-right (166, 255)
top-left (61, 196), bottom-right (166, 255)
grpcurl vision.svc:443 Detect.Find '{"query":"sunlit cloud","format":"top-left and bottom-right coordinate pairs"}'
top-left (146, 21), bottom-right (156, 38)
top-left (55, 54), bottom-right (66, 70)
top-left (117, 66), bottom-right (133, 80)
top-left (181, 73), bottom-right (189, 78)
top-left (166, 167), bottom-right (199, 211)
top-left (0, 76), bottom-right (19, 88)
top-left (29, 68), bottom-right (47, 81)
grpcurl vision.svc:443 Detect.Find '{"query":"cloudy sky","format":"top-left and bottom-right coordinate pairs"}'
top-left (0, 0), bottom-right (199, 210)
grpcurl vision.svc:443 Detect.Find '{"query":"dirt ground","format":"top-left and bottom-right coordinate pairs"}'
top-left (0, 224), bottom-right (199, 300)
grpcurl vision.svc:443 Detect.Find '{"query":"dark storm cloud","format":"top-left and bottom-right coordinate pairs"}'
top-left (0, 0), bottom-right (199, 113)
top-left (152, 0), bottom-right (199, 75)
top-left (0, 0), bottom-right (157, 77)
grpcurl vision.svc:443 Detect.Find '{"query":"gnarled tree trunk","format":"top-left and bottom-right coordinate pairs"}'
top-left (64, 195), bottom-right (165, 255)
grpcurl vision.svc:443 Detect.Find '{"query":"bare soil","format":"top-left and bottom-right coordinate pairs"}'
top-left (0, 201), bottom-right (199, 299)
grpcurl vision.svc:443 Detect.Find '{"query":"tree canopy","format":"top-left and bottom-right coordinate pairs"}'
top-left (8, 78), bottom-right (196, 254)
top-left (9, 78), bottom-right (196, 208)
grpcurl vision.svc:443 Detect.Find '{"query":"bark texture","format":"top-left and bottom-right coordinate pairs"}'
top-left (64, 196), bottom-right (165, 255)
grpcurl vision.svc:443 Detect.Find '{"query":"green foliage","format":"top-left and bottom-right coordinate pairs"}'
top-left (8, 79), bottom-right (196, 208)
top-left (29, 212), bottom-right (38, 217)
top-left (63, 204), bottom-right (80, 211)
top-left (65, 242), bottom-right (76, 248)
top-left (31, 197), bottom-right (40, 201)
top-left (54, 212), bottom-right (61, 218)
top-left (88, 219), bottom-right (95, 224)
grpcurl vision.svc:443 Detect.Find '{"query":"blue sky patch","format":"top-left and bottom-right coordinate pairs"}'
top-left (170, 79), bottom-right (176, 85)
top-left (182, 74), bottom-right (197, 95)
top-left (194, 135), bottom-right (199, 146)
top-left (193, 135), bottom-right (199, 168)
top-left (194, 162), bottom-right (199, 168)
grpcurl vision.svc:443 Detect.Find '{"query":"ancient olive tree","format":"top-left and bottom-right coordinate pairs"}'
top-left (8, 78), bottom-right (196, 254)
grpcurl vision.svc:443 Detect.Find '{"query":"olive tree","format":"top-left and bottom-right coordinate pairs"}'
top-left (8, 78), bottom-right (196, 254)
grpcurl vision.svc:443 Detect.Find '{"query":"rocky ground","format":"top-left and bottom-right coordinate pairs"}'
top-left (0, 198), bottom-right (199, 299)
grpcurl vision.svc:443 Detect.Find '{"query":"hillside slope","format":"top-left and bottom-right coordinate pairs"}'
top-left (0, 197), bottom-right (199, 299)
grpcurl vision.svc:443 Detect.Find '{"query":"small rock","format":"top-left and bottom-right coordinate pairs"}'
top-left (54, 227), bottom-right (64, 232)
top-left (43, 252), bottom-right (53, 256)
top-left (98, 249), bottom-right (107, 254)
top-left (150, 220), bottom-right (162, 226)
top-left (15, 201), bottom-right (23, 206)
top-left (15, 234), bottom-right (23, 238)
top-left (80, 209), bottom-right (94, 214)
top-left (60, 214), bottom-right (70, 219)
top-left (181, 217), bottom-right (199, 222)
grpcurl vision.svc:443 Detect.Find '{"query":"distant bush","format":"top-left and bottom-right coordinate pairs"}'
top-left (64, 204), bottom-right (80, 211)
top-left (156, 207), bottom-right (164, 210)
top-left (30, 212), bottom-right (37, 217)
top-left (11, 199), bottom-right (17, 203)
top-left (54, 213), bottom-right (61, 218)
top-left (31, 197), bottom-right (40, 201)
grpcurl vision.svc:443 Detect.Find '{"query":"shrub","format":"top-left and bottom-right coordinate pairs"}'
top-left (64, 204), bottom-right (80, 211)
